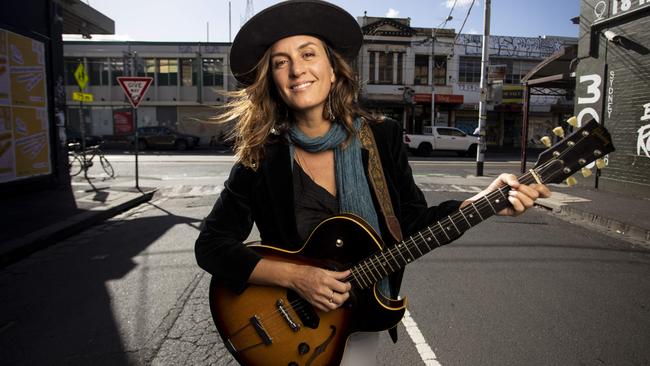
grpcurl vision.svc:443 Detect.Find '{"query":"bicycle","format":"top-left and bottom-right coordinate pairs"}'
top-left (68, 142), bottom-right (115, 178)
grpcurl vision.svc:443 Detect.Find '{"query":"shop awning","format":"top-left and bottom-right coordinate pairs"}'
top-left (59, 0), bottom-right (115, 36)
top-left (521, 44), bottom-right (577, 89)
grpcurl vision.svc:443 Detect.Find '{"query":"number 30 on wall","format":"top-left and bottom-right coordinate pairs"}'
top-left (577, 74), bottom-right (602, 127)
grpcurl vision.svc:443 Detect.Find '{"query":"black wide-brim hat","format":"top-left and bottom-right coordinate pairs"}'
top-left (230, 0), bottom-right (363, 86)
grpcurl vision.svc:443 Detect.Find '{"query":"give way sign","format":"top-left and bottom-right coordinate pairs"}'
top-left (117, 76), bottom-right (153, 108)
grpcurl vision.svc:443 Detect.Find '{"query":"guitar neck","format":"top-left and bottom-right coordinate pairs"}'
top-left (349, 171), bottom-right (541, 290)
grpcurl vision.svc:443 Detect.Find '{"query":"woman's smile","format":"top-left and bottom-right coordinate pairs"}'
top-left (290, 80), bottom-right (315, 91)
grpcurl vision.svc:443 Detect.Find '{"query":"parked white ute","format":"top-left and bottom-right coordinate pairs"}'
top-left (404, 127), bottom-right (479, 157)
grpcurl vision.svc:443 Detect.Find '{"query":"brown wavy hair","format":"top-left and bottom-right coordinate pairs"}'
top-left (216, 38), bottom-right (376, 170)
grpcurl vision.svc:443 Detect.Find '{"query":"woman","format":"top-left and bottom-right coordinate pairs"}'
top-left (195, 1), bottom-right (550, 364)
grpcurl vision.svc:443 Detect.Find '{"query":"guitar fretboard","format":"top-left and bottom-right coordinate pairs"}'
top-left (349, 171), bottom-right (539, 290)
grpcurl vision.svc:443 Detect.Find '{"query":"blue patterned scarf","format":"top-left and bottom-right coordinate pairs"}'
top-left (288, 118), bottom-right (381, 235)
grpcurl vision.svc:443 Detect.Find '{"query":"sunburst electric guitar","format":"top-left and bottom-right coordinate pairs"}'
top-left (209, 119), bottom-right (614, 366)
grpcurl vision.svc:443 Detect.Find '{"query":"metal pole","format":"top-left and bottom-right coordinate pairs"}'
top-left (475, 0), bottom-right (491, 176)
top-left (79, 86), bottom-right (88, 180)
top-left (134, 107), bottom-right (139, 189)
top-left (431, 28), bottom-right (436, 128)
top-left (130, 52), bottom-right (140, 190)
top-left (520, 84), bottom-right (530, 174)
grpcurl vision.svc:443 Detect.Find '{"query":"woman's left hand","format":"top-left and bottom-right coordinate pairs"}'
top-left (463, 173), bottom-right (552, 217)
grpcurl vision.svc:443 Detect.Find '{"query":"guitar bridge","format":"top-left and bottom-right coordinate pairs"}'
top-left (249, 315), bottom-right (273, 345)
top-left (276, 299), bottom-right (300, 332)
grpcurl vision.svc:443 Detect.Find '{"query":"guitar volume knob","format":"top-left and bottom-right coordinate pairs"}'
top-left (298, 342), bottom-right (310, 355)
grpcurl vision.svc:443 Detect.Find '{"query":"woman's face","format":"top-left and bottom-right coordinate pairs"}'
top-left (269, 35), bottom-right (335, 117)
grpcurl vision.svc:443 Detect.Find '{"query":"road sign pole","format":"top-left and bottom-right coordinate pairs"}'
top-left (134, 107), bottom-right (139, 190)
top-left (116, 73), bottom-right (152, 191)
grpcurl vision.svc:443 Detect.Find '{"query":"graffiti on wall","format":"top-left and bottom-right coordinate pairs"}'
top-left (457, 34), bottom-right (564, 59)
top-left (638, 102), bottom-right (650, 158)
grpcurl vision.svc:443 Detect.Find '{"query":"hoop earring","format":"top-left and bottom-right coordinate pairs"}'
top-left (327, 93), bottom-right (335, 121)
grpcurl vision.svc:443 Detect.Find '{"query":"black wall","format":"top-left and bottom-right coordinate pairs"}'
top-left (575, 1), bottom-right (650, 195)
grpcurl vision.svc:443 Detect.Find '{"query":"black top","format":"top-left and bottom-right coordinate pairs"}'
top-left (292, 160), bottom-right (339, 242)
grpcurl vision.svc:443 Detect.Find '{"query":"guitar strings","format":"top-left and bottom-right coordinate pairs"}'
top-left (348, 128), bottom-right (599, 287)
top-left (341, 153), bottom-right (566, 288)
top-left (248, 140), bottom-right (589, 335)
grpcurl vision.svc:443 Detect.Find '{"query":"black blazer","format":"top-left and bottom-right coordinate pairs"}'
top-left (195, 119), bottom-right (462, 339)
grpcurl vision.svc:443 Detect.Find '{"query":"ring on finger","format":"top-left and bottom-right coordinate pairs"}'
top-left (328, 289), bottom-right (334, 304)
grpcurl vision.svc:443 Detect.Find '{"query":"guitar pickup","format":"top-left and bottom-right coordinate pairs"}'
top-left (276, 299), bottom-right (300, 332)
top-left (249, 315), bottom-right (273, 345)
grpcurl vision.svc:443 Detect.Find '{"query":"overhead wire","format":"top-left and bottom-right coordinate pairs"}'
top-left (440, 0), bottom-right (458, 28)
top-left (452, 0), bottom-right (477, 57)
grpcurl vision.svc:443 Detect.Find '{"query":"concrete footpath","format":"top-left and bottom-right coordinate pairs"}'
top-left (1, 170), bottom-right (648, 270)
top-left (0, 177), bottom-right (156, 269)
top-left (430, 173), bottom-right (650, 246)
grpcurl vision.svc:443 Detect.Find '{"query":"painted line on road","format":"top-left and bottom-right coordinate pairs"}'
top-left (402, 309), bottom-right (442, 366)
top-left (409, 161), bottom-right (520, 166)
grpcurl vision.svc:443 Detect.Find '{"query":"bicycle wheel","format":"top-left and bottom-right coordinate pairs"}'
top-left (100, 155), bottom-right (115, 178)
top-left (69, 155), bottom-right (83, 176)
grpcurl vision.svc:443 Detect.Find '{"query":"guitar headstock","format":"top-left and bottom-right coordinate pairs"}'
top-left (533, 119), bottom-right (615, 185)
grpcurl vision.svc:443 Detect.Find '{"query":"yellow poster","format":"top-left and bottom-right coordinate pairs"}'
top-left (12, 107), bottom-right (49, 177)
top-left (0, 28), bottom-right (50, 183)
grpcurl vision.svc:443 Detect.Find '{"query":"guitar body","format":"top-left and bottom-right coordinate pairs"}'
top-left (209, 215), bottom-right (406, 366)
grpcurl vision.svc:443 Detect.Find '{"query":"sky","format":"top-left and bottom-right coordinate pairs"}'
top-left (81, 0), bottom-right (580, 42)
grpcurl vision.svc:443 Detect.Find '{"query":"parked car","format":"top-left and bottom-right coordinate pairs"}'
top-left (404, 127), bottom-right (478, 157)
top-left (134, 126), bottom-right (200, 150)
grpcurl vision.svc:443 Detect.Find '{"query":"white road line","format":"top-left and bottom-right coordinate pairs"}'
top-left (401, 309), bottom-right (442, 366)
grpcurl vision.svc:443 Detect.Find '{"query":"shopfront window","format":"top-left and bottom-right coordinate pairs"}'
top-left (414, 55), bottom-right (429, 85)
top-left (396, 53), bottom-right (403, 84)
top-left (86, 58), bottom-right (109, 86)
top-left (110, 58), bottom-right (124, 86)
top-left (137, 58), bottom-right (156, 79)
top-left (459, 57), bottom-right (481, 83)
top-left (202, 58), bottom-right (224, 87)
top-left (158, 58), bottom-right (178, 86)
top-left (377, 52), bottom-right (393, 84)
top-left (180, 58), bottom-right (196, 86)
top-left (433, 55), bottom-right (447, 85)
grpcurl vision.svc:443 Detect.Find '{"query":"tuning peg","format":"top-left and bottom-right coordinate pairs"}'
top-left (552, 126), bottom-right (565, 138)
top-left (566, 176), bottom-right (578, 186)
top-left (540, 136), bottom-right (552, 147)
top-left (596, 158), bottom-right (606, 169)
top-left (566, 116), bottom-right (578, 127)
top-left (581, 167), bottom-right (592, 177)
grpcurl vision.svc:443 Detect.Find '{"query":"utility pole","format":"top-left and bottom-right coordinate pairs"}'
top-left (476, 0), bottom-right (491, 176)
top-left (431, 27), bottom-right (436, 128)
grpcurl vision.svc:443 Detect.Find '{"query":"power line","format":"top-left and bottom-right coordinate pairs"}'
top-left (453, 0), bottom-right (477, 47)
top-left (440, 0), bottom-right (458, 28)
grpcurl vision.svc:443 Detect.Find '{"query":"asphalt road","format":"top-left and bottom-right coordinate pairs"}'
top-left (1, 154), bottom-right (648, 365)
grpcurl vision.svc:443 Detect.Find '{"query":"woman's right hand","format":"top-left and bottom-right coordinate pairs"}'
top-left (288, 264), bottom-right (352, 312)
top-left (249, 259), bottom-right (352, 312)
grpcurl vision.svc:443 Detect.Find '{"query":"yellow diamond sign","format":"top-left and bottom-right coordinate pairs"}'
top-left (74, 63), bottom-right (89, 89)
